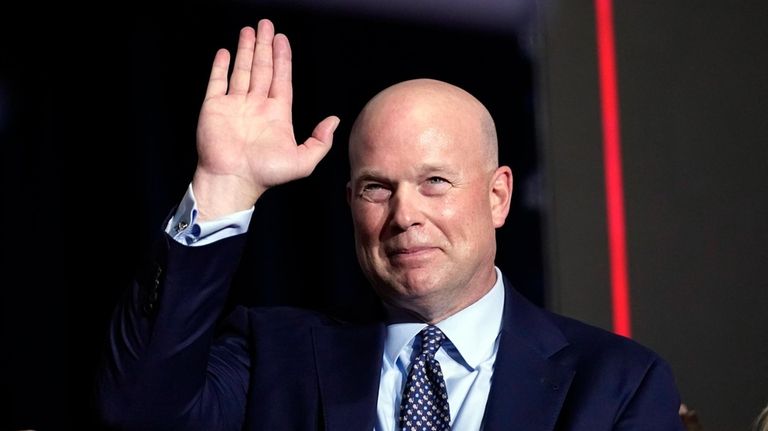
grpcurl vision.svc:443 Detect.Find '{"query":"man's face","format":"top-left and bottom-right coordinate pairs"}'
top-left (347, 89), bottom-right (510, 320)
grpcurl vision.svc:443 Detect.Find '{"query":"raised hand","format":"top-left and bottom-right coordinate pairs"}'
top-left (192, 19), bottom-right (339, 221)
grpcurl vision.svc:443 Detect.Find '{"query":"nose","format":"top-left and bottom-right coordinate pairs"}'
top-left (389, 187), bottom-right (423, 231)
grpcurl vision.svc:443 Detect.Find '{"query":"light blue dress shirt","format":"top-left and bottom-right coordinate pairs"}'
top-left (165, 184), bottom-right (253, 246)
top-left (376, 269), bottom-right (504, 430)
top-left (167, 184), bottom-right (506, 430)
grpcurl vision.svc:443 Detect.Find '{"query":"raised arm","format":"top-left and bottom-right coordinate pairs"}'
top-left (193, 19), bottom-right (339, 221)
top-left (97, 20), bottom-right (335, 430)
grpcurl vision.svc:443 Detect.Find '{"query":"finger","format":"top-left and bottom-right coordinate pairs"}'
top-left (249, 19), bottom-right (275, 97)
top-left (269, 33), bottom-right (292, 103)
top-left (204, 48), bottom-right (231, 99)
top-left (229, 27), bottom-right (256, 95)
top-left (296, 116), bottom-right (340, 177)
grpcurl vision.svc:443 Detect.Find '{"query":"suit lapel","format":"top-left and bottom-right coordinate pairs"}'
top-left (313, 322), bottom-right (385, 431)
top-left (482, 281), bottom-right (576, 431)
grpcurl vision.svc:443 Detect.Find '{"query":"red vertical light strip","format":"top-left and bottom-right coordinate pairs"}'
top-left (595, 0), bottom-right (632, 337)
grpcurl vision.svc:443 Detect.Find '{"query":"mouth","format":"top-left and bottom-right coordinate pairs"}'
top-left (386, 246), bottom-right (439, 263)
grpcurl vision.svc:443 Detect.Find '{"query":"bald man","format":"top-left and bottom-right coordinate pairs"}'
top-left (98, 20), bottom-right (685, 431)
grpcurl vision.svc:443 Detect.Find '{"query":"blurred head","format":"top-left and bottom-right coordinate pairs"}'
top-left (347, 79), bottom-right (513, 323)
top-left (754, 404), bottom-right (768, 431)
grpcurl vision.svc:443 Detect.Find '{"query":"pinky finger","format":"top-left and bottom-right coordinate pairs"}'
top-left (205, 48), bottom-right (231, 99)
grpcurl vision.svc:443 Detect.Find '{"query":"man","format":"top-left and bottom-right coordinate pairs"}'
top-left (97, 19), bottom-right (684, 430)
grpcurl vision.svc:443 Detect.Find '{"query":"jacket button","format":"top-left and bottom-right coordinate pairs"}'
top-left (142, 302), bottom-right (154, 315)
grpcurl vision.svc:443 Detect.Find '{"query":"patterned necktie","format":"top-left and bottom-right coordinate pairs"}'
top-left (398, 325), bottom-right (451, 431)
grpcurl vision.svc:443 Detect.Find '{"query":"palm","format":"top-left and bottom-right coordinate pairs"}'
top-left (197, 94), bottom-right (300, 188)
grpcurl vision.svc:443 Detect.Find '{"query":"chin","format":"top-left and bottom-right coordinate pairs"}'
top-left (392, 268), bottom-right (446, 298)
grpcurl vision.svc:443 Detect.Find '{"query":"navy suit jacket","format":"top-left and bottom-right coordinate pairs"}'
top-left (97, 233), bottom-right (684, 430)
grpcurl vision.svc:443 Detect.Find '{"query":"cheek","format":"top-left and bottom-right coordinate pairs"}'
top-left (439, 192), bottom-right (481, 224)
top-left (439, 202), bottom-right (457, 219)
top-left (352, 205), bottom-right (387, 243)
top-left (436, 194), bottom-right (491, 239)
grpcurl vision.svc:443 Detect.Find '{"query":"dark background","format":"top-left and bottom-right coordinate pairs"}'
top-left (3, 0), bottom-right (768, 430)
top-left (2, 1), bottom-right (542, 428)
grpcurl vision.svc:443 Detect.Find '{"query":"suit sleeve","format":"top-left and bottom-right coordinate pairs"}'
top-left (96, 233), bottom-right (251, 431)
top-left (614, 357), bottom-right (685, 431)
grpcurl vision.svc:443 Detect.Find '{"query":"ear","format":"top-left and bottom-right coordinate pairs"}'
top-left (346, 180), bottom-right (353, 206)
top-left (489, 166), bottom-right (513, 228)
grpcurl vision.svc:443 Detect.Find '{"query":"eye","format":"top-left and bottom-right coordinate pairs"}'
top-left (421, 177), bottom-right (451, 195)
top-left (359, 182), bottom-right (392, 202)
top-left (426, 177), bottom-right (448, 184)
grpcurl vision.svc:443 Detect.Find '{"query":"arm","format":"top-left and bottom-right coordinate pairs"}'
top-left (98, 235), bottom-right (251, 430)
top-left (97, 19), bottom-right (339, 429)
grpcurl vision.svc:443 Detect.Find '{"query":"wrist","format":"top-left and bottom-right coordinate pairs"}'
top-left (191, 171), bottom-right (264, 221)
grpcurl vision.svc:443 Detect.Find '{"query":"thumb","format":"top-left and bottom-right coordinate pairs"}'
top-left (296, 116), bottom-right (340, 177)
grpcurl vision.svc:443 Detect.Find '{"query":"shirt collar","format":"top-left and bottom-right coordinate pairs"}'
top-left (383, 267), bottom-right (506, 370)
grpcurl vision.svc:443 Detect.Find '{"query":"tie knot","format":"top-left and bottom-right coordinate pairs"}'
top-left (419, 325), bottom-right (446, 356)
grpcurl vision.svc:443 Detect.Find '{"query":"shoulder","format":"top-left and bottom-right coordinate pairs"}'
top-left (542, 310), bottom-right (680, 408)
top-left (542, 311), bottom-right (682, 425)
top-left (547, 310), bottom-right (663, 370)
top-left (501, 279), bottom-right (663, 371)
top-left (503, 280), bottom-right (672, 387)
top-left (550, 312), bottom-right (655, 358)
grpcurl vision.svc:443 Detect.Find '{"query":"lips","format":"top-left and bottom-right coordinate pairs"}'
top-left (387, 246), bottom-right (436, 256)
top-left (386, 246), bottom-right (439, 265)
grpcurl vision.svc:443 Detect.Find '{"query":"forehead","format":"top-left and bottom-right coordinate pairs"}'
top-left (353, 128), bottom-right (451, 173)
top-left (349, 100), bottom-right (486, 174)
top-left (350, 124), bottom-right (485, 181)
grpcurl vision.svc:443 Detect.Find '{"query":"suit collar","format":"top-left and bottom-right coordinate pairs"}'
top-left (313, 322), bottom-right (385, 431)
top-left (481, 277), bottom-right (576, 431)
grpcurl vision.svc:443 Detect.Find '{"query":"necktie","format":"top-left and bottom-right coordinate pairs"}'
top-left (398, 325), bottom-right (451, 431)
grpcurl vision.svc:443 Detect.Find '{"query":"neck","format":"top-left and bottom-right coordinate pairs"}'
top-left (384, 267), bottom-right (498, 324)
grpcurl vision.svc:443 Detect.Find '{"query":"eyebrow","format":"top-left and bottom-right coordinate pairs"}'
top-left (353, 164), bottom-right (460, 183)
top-left (414, 164), bottom-right (460, 177)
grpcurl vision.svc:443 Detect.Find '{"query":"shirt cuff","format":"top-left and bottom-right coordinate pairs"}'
top-left (165, 184), bottom-right (254, 246)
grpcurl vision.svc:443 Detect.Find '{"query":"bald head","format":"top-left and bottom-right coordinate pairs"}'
top-left (345, 79), bottom-right (513, 323)
top-left (349, 79), bottom-right (498, 172)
